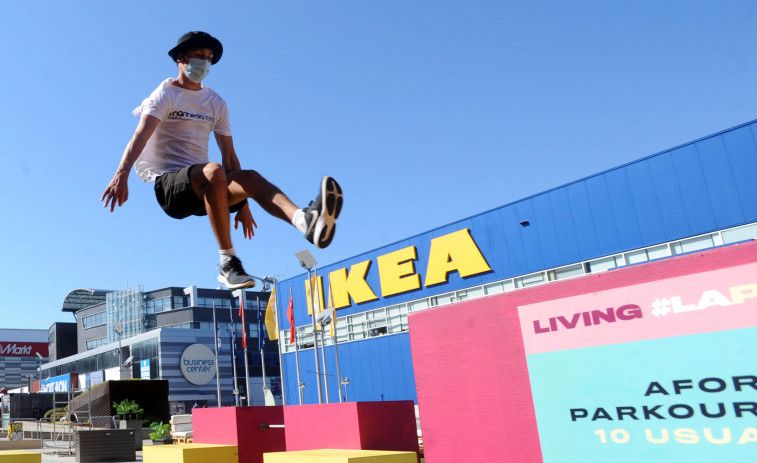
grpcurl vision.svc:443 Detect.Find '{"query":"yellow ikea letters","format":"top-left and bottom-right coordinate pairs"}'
top-left (327, 228), bottom-right (491, 309)
top-left (328, 260), bottom-right (379, 308)
top-left (424, 229), bottom-right (492, 286)
top-left (378, 246), bottom-right (422, 297)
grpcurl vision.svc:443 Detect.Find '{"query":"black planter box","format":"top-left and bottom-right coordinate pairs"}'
top-left (150, 437), bottom-right (174, 445)
top-left (118, 419), bottom-right (143, 450)
top-left (75, 429), bottom-right (136, 462)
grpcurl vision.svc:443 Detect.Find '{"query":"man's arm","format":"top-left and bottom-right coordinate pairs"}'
top-left (215, 132), bottom-right (257, 239)
top-left (101, 114), bottom-right (160, 212)
top-left (215, 132), bottom-right (242, 171)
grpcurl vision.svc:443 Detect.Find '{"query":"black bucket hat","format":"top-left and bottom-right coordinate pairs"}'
top-left (168, 31), bottom-right (223, 65)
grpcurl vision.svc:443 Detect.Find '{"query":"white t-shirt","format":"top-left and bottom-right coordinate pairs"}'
top-left (133, 78), bottom-right (232, 182)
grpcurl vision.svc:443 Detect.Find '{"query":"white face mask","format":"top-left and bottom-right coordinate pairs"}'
top-left (184, 58), bottom-right (211, 83)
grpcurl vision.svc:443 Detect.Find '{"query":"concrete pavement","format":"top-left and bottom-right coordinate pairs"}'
top-left (2, 439), bottom-right (147, 463)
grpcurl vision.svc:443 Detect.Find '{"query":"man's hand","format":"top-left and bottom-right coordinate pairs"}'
top-left (102, 114), bottom-right (160, 212)
top-left (101, 172), bottom-right (130, 212)
top-left (234, 202), bottom-right (257, 239)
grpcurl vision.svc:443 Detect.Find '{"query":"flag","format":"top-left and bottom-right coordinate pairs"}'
top-left (263, 286), bottom-right (278, 341)
top-left (287, 288), bottom-right (295, 345)
top-left (229, 311), bottom-right (237, 356)
top-left (258, 304), bottom-right (266, 351)
top-left (306, 272), bottom-right (324, 330)
top-left (236, 294), bottom-right (248, 349)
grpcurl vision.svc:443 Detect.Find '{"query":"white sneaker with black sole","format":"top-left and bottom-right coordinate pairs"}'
top-left (304, 176), bottom-right (343, 249)
top-left (217, 256), bottom-right (256, 289)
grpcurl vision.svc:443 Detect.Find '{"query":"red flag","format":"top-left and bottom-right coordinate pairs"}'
top-left (239, 294), bottom-right (247, 349)
top-left (287, 289), bottom-right (295, 345)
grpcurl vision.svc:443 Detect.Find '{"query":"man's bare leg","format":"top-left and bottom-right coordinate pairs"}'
top-left (190, 162), bottom-right (256, 289)
top-left (190, 163), bottom-right (234, 250)
top-left (226, 169), bottom-right (343, 248)
top-left (191, 164), bottom-right (343, 288)
top-left (226, 169), bottom-right (299, 223)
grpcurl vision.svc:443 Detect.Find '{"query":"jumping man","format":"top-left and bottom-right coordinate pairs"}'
top-left (101, 31), bottom-right (343, 289)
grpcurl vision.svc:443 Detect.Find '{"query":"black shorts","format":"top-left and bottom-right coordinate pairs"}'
top-left (154, 165), bottom-right (246, 219)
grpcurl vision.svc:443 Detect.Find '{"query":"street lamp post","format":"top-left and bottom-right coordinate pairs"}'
top-left (113, 322), bottom-right (123, 379)
top-left (295, 249), bottom-right (323, 404)
top-left (35, 352), bottom-right (43, 384)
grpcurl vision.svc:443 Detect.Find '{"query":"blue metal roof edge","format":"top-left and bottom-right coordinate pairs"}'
top-left (280, 117), bottom-right (757, 283)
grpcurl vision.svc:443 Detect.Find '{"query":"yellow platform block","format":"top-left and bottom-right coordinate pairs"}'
top-left (143, 443), bottom-right (238, 463)
top-left (263, 449), bottom-right (417, 463)
top-left (0, 450), bottom-right (41, 463)
top-left (0, 440), bottom-right (42, 450)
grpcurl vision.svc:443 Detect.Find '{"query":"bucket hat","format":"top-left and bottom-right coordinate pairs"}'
top-left (168, 31), bottom-right (223, 65)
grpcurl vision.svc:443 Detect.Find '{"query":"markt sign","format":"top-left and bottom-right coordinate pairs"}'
top-left (0, 342), bottom-right (48, 357)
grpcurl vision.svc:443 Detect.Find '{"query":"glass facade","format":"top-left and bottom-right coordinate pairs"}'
top-left (85, 337), bottom-right (107, 350)
top-left (145, 297), bottom-right (172, 314)
top-left (82, 311), bottom-right (107, 329)
top-left (106, 286), bottom-right (145, 343)
top-left (280, 222), bottom-right (757, 353)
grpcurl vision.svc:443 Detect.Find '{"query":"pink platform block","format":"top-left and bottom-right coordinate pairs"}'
top-left (193, 406), bottom-right (286, 463)
top-left (408, 240), bottom-right (757, 463)
top-left (283, 401), bottom-right (419, 458)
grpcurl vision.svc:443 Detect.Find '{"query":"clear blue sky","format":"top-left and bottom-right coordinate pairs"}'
top-left (2, 1), bottom-right (756, 329)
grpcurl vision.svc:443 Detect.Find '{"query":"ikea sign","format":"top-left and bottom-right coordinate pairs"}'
top-left (313, 228), bottom-right (491, 310)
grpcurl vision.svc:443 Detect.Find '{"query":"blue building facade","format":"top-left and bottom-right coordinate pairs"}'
top-left (273, 119), bottom-right (757, 405)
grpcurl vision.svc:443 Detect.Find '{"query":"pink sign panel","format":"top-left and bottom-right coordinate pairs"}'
top-left (0, 341), bottom-right (49, 357)
top-left (519, 262), bottom-right (757, 355)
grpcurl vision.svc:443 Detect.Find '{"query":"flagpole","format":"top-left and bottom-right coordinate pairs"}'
top-left (238, 291), bottom-right (251, 407)
top-left (273, 280), bottom-right (286, 406)
top-left (319, 329), bottom-right (330, 403)
top-left (257, 296), bottom-right (268, 399)
top-left (229, 301), bottom-right (239, 407)
top-left (290, 286), bottom-right (304, 405)
top-left (278, 338), bottom-right (286, 405)
top-left (313, 269), bottom-right (330, 403)
top-left (333, 330), bottom-right (343, 402)
top-left (308, 265), bottom-right (324, 404)
top-left (327, 281), bottom-right (344, 403)
top-left (212, 301), bottom-right (221, 407)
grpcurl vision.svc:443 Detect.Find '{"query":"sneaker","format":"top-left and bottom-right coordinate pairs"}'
top-left (217, 256), bottom-right (256, 289)
top-left (303, 176), bottom-right (343, 249)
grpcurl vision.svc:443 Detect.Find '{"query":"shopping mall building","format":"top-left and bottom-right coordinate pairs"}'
top-left (273, 118), bottom-right (757, 405)
top-left (35, 286), bottom-right (278, 413)
top-left (0, 329), bottom-right (49, 391)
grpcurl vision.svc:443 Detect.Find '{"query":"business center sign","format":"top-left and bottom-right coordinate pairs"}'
top-left (179, 344), bottom-right (216, 385)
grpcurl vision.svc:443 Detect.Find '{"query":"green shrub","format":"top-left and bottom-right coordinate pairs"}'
top-left (148, 421), bottom-right (170, 440)
top-left (112, 399), bottom-right (143, 416)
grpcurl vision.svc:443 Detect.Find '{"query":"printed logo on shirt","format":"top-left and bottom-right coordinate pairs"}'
top-left (167, 110), bottom-right (215, 123)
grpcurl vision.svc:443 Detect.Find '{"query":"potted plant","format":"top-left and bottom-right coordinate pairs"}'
top-left (113, 399), bottom-right (143, 421)
top-left (113, 399), bottom-right (144, 450)
top-left (149, 421), bottom-right (172, 445)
